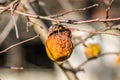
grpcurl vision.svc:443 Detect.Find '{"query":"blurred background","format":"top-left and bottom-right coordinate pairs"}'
top-left (0, 0), bottom-right (120, 80)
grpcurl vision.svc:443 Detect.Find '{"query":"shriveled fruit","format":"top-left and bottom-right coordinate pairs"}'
top-left (46, 24), bottom-right (73, 62)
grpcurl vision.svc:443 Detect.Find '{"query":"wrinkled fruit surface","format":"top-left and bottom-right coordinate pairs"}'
top-left (46, 24), bottom-right (73, 62)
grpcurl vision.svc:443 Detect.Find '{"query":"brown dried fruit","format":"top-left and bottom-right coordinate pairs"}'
top-left (46, 24), bottom-right (73, 62)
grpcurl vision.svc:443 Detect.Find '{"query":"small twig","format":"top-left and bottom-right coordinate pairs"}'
top-left (6, 9), bottom-right (120, 24)
top-left (57, 61), bottom-right (79, 80)
top-left (0, 5), bottom-right (9, 14)
top-left (10, 0), bottom-right (20, 16)
top-left (11, 14), bottom-right (19, 38)
top-left (94, 31), bottom-right (120, 36)
top-left (73, 18), bottom-right (120, 24)
top-left (73, 27), bottom-right (108, 47)
top-left (49, 4), bottom-right (99, 18)
top-left (0, 35), bottom-right (39, 54)
top-left (59, 63), bottom-right (85, 73)
top-left (75, 52), bottom-right (119, 71)
top-left (10, 0), bottom-right (20, 39)
top-left (12, 10), bottom-right (120, 24)
top-left (0, 0), bottom-right (20, 14)
top-left (104, 0), bottom-right (115, 28)
top-left (105, 0), bottom-right (115, 19)
top-left (26, 16), bottom-right (29, 32)
top-left (71, 28), bottom-right (120, 36)
top-left (59, 63), bottom-right (76, 74)
top-left (1, 6), bottom-right (120, 24)
top-left (0, 14), bottom-right (19, 45)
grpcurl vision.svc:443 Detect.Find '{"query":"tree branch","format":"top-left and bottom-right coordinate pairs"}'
top-left (21, 0), bottom-right (48, 45)
top-left (58, 61), bottom-right (79, 80)
top-left (0, 35), bottom-right (39, 54)
top-left (1, 6), bottom-right (120, 25)
top-left (0, 0), bottom-right (20, 14)
top-left (49, 4), bottom-right (99, 18)
top-left (75, 52), bottom-right (119, 71)
top-left (0, 14), bottom-right (19, 45)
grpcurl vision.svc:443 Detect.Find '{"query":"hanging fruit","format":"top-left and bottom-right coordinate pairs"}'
top-left (84, 43), bottom-right (101, 59)
top-left (46, 24), bottom-right (73, 62)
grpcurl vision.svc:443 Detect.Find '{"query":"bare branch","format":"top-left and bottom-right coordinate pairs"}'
top-left (0, 14), bottom-right (19, 45)
top-left (9, 0), bottom-right (20, 39)
top-left (0, 0), bottom-right (20, 14)
top-left (104, 0), bottom-right (115, 28)
top-left (26, 16), bottom-right (29, 32)
top-left (0, 35), bottom-right (39, 54)
top-left (8, 10), bottom-right (120, 24)
top-left (73, 27), bottom-right (108, 47)
top-left (105, 0), bottom-right (115, 19)
top-left (75, 52), bottom-right (119, 71)
top-left (73, 18), bottom-right (120, 24)
top-left (1, 6), bottom-right (120, 25)
top-left (58, 61), bottom-right (79, 80)
top-left (21, 0), bottom-right (48, 45)
top-left (5, 9), bottom-right (120, 24)
top-left (49, 4), bottom-right (99, 18)
top-left (73, 28), bottom-right (120, 36)
top-left (11, 14), bottom-right (19, 38)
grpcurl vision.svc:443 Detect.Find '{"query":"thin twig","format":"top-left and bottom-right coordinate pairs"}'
top-left (0, 5), bottom-right (9, 14)
top-left (1, 7), bottom-right (120, 24)
top-left (10, 0), bottom-right (20, 39)
top-left (11, 14), bottom-right (19, 38)
top-left (0, 0), bottom-right (20, 14)
top-left (104, 0), bottom-right (115, 28)
top-left (0, 14), bottom-right (19, 45)
top-left (75, 52), bottom-right (119, 71)
top-left (94, 31), bottom-right (120, 36)
top-left (105, 0), bottom-right (115, 19)
top-left (58, 61), bottom-right (79, 80)
top-left (0, 0), bottom-right (119, 25)
top-left (73, 27), bottom-right (108, 47)
top-left (21, 0), bottom-right (48, 46)
top-left (0, 35), bottom-right (39, 54)
top-left (6, 10), bottom-right (120, 24)
top-left (74, 28), bottom-right (120, 36)
top-left (26, 16), bottom-right (29, 32)
top-left (57, 0), bottom-right (82, 20)
top-left (73, 18), bottom-right (120, 24)
top-left (10, 10), bottom-right (120, 24)
top-left (49, 4), bottom-right (99, 18)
